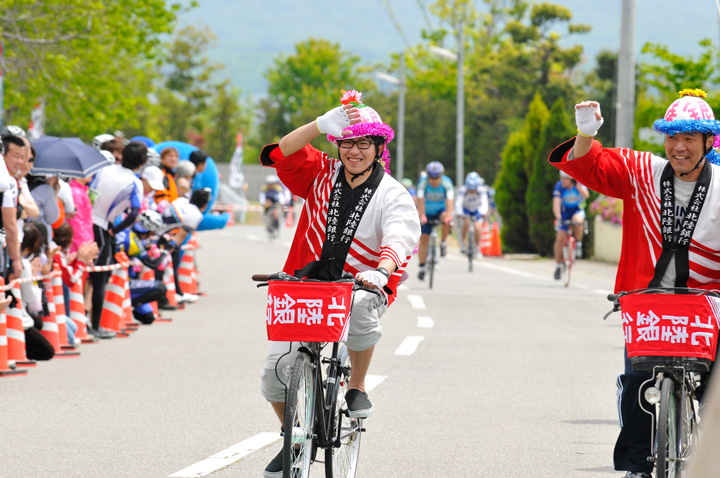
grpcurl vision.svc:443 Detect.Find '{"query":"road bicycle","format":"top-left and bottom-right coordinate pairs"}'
top-left (254, 272), bottom-right (370, 478)
top-left (605, 288), bottom-right (719, 477)
top-left (264, 203), bottom-right (281, 242)
top-left (557, 219), bottom-right (587, 287)
top-left (425, 218), bottom-right (443, 289)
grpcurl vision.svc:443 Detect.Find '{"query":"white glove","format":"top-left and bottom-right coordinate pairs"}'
top-left (316, 106), bottom-right (351, 137)
top-left (575, 102), bottom-right (604, 137)
top-left (356, 270), bottom-right (388, 290)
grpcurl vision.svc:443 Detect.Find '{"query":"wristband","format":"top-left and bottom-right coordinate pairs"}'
top-left (376, 267), bottom-right (390, 279)
top-left (577, 129), bottom-right (594, 138)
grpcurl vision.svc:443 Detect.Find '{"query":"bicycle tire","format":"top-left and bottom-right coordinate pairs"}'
top-left (467, 229), bottom-right (474, 272)
top-left (325, 346), bottom-right (361, 478)
top-left (656, 376), bottom-right (679, 478)
top-left (677, 379), bottom-right (697, 475)
top-left (563, 237), bottom-right (575, 287)
top-left (283, 353), bottom-right (316, 478)
top-left (428, 234), bottom-right (436, 289)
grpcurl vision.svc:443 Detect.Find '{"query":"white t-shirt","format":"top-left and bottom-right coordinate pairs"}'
top-left (659, 177), bottom-right (696, 288)
top-left (57, 179), bottom-right (76, 213)
top-left (91, 164), bottom-right (143, 230)
top-left (159, 197), bottom-right (203, 234)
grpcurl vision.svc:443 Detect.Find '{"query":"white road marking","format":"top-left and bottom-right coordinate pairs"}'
top-left (417, 316), bottom-right (434, 328)
top-left (407, 294), bottom-right (426, 309)
top-left (168, 432), bottom-right (280, 477)
top-left (398, 283), bottom-right (409, 290)
top-left (594, 288), bottom-right (613, 295)
top-left (246, 234), bottom-right (260, 241)
top-left (395, 336), bottom-right (425, 356)
top-left (365, 374), bottom-right (387, 392)
top-left (281, 242), bottom-right (293, 248)
top-left (478, 262), bottom-right (534, 278)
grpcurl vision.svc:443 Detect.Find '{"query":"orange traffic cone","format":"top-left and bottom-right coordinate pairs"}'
top-left (7, 282), bottom-right (36, 367)
top-left (121, 272), bottom-right (138, 332)
top-left (488, 222), bottom-right (502, 257)
top-left (141, 266), bottom-right (171, 323)
top-left (99, 266), bottom-right (130, 337)
top-left (479, 221), bottom-right (492, 255)
top-left (0, 278), bottom-right (27, 376)
top-left (177, 249), bottom-right (198, 295)
top-left (226, 206), bottom-right (235, 226)
top-left (50, 266), bottom-right (75, 350)
top-left (285, 206), bottom-right (294, 228)
top-left (163, 265), bottom-right (180, 309)
top-left (40, 278), bottom-right (79, 357)
top-left (66, 278), bottom-right (94, 343)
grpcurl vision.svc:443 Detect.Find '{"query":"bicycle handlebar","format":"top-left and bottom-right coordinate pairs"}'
top-left (602, 287), bottom-right (720, 320)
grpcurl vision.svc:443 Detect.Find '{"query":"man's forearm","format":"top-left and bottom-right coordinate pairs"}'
top-left (2, 210), bottom-right (19, 260)
top-left (279, 122), bottom-right (321, 157)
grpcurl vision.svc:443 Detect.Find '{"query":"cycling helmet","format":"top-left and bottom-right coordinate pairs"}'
top-left (99, 150), bottom-right (116, 164)
top-left (265, 175), bottom-right (280, 184)
top-left (92, 134), bottom-right (115, 151)
top-left (559, 170), bottom-right (571, 179)
top-left (325, 89), bottom-right (395, 173)
top-left (176, 160), bottom-right (195, 179)
top-left (145, 148), bottom-right (161, 169)
top-left (0, 125), bottom-right (26, 138)
top-left (426, 161), bottom-right (444, 179)
top-left (653, 89), bottom-right (720, 165)
top-left (401, 177), bottom-right (413, 189)
top-left (465, 172), bottom-right (481, 191)
top-left (134, 210), bottom-right (163, 234)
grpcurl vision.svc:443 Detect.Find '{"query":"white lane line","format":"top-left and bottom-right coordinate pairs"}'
top-left (417, 316), bottom-right (434, 328)
top-left (281, 241), bottom-right (292, 248)
top-left (478, 262), bottom-right (534, 278)
top-left (575, 283), bottom-right (590, 290)
top-left (246, 234), bottom-right (260, 241)
top-left (407, 294), bottom-right (426, 309)
top-left (395, 336), bottom-right (425, 356)
top-left (594, 288), bottom-right (613, 295)
top-left (365, 374), bottom-right (387, 392)
top-left (169, 432), bottom-right (280, 477)
top-left (398, 283), bottom-right (409, 290)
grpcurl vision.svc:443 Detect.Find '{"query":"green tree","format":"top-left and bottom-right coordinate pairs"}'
top-left (494, 130), bottom-right (533, 252)
top-left (203, 81), bottom-right (252, 163)
top-left (526, 97), bottom-right (574, 255)
top-left (0, 0), bottom-right (182, 138)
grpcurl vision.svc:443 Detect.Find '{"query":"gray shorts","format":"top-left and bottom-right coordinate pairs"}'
top-left (260, 289), bottom-right (387, 402)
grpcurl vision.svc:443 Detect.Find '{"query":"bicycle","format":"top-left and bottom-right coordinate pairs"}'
top-left (556, 219), bottom-right (587, 287)
top-left (424, 218), bottom-right (443, 289)
top-left (253, 272), bottom-right (371, 478)
top-left (264, 203), bottom-right (281, 242)
top-left (604, 288), bottom-right (720, 477)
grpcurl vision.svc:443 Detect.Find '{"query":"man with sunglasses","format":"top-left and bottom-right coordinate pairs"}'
top-left (416, 161), bottom-right (454, 280)
top-left (258, 90), bottom-right (420, 478)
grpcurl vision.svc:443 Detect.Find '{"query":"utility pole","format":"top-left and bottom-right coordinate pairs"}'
top-left (397, 53), bottom-right (406, 180)
top-left (456, 17), bottom-right (465, 187)
top-left (615, 0), bottom-right (635, 148)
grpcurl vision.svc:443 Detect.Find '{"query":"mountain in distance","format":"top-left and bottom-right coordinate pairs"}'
top-left (178, 0), bottom-right (720, 97)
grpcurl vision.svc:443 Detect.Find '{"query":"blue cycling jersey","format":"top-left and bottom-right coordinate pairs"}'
top-left (417, 175), bottom-right (454, 216)
top-left (553, 180), bottom-right (584, 215)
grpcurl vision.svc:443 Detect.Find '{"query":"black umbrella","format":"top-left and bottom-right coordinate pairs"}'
top-left (31, 136), bottom-right (111, 178)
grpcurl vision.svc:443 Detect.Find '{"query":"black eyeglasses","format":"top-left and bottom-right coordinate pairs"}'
top-left (338, 139), bottom-right (372, 150)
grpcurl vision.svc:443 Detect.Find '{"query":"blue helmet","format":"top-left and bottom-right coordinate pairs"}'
top-left (465, 172), bottom-right (481, 191)
top-left (426, 161), bottom-right (444, 179)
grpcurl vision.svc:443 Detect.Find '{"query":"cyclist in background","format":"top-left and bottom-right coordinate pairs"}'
top-left (258, 175), bottom-right (290, 229)
top-left (549, 89), bottom-right (720, 478)
top-left (552, 170), bottom-right (589, 280)
top-left (416, 161), bottom-right (454, 281)
top-left (455, 172), bottom-right (488, 256)
top-left (401, 177), bottom-right (416, 198)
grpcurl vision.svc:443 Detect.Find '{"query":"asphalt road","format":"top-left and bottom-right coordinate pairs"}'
top-left (0, 224), bottom-right (626, 478)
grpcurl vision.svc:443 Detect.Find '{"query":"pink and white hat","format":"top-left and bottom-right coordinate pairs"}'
top-left (326, 90), bottom-right (395, 172)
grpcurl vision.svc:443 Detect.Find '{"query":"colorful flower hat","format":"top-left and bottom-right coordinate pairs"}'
top-left (327, 89), bottom-right (395, 173)
top-left (653, 89), bottom-right (720, 165)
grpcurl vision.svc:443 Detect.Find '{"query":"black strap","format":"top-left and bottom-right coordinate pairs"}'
top-left (295, 162), bottom-right (384, 280)
top-left (648, 160), bottom-right (711, 287)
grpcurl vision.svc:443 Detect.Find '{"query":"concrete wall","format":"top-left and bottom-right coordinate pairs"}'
top-left (215, 163), bottom-right (268, 202)
top-left (593, 215), bottom-right (622, 263)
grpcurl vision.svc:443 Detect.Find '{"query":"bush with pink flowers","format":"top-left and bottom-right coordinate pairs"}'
top-left (590, 195), bottom-right (623, 225)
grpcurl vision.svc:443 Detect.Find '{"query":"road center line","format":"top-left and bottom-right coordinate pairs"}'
top-left (365, 374), bottom-right (387, 392)
top-left (478, 262), bottom-right (534, 278)
top-left (417, 316), bottom-right (434, 328)
top-left (407, 294), bottom-right (426, 309)
top-left (168, 432), bottom-right (280, 477)
top-left (395, 336), bottom-right (425, 356)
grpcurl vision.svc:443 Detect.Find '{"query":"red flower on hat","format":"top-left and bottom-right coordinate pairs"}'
top-left (340, 89), bottom-right (363, 107)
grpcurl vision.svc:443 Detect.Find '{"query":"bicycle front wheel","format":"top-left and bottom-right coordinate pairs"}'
top-left (428, 235), bottom-right (436, 289)
top-left (283, 353), bottom-right (316, 478)
top-left (467, 230), bottom-right (474, 272)
top-left (656, 376), bottom-right (679, 478)
top-left (563, 238), bottom-right (575, 287)
top-left (325, 346), bottom-right (361, 478)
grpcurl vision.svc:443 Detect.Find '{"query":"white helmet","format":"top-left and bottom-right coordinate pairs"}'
top-left (145, 148), bottom-right (161, 168)
top-left (265, 175), bottom-right (280, 184)
top-left (99, 150), bottom-right (116, 163)
top-left (135, 210), bottom-right (163, 234)
top-left (0, 125), bottom-right (27, 138)
top-left (92, 134), bottom-right (115, 151)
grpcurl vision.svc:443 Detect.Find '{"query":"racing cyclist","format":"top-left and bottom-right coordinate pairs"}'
top-left (455, 171), bottom-right (488, 257)
top-left (553, 170), bottom-right (589, 279)
top-left (416, 161), bottom-right (454, 280)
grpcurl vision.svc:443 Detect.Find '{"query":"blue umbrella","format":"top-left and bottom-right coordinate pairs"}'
top-left (130, 135), bottom-right (156, 147)
top-left (152, 141), bottom-right (198, 160)
top-left (31, 136), bottom-right (110, 179)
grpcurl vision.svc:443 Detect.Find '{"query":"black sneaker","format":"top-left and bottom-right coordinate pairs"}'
top-left (624, 472), bottom-right (652, 478)
top-left (417, 268), bottom-right (425, 281)
top-left (553, 267), bottom-right (561, 280)
top-left (88, 327), bottom-right (115, 339)
top-left (263, 449), bottom-right (283, 478)
top-left (346, 389), bottom-right (373, 418)
top-left (440, 242), bottom-right (447, 257)
top-left (158, 302), bottom-right (177, 311)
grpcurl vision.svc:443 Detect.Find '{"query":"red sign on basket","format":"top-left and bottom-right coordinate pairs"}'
top-left (266, 281), bottom-right (353, 342)
top-left (619, 294), bottom-right (720, 361)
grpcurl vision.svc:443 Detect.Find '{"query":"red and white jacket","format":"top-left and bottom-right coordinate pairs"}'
top-left (550, 138), bottom-right (720, 293)
top-left (261, 144), bottom-right (421, 306)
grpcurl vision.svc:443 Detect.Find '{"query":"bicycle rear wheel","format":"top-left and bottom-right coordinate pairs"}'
top-left (283, 353), bottom-right (316, 478)
top-left (563, 237), bottom-right (575, 287)
top-left (656, 376), bottom-right (679, 478)
top-left (677, 379), bottom-right (697, 475)
top-left (325, 346), bottom-right (361, 478)
top-left (467, 229), bottom-right (474, 272)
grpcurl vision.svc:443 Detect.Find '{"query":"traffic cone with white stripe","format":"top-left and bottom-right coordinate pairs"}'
top-left (0, 278), bottom-right (27, 376)
top-left (66, 278), bottom-right (94, 343)
top-left (7, 282), bottom-right (36, 367)
top-left (99, 265), bottom-right (130, 337)
top-left (177, 249), bottom-right (198, 295)
top-left (141, 266), bottom-right (171, 323)
top-left (163, 265), bottom-right (180, 309)
top-left (50, 266), bottom-right (76, 350)
top-left (41, 277), bottom-right (79, 357)
top-left (479, 221), bottom-right (492, 255)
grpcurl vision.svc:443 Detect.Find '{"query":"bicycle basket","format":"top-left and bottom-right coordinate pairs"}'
top-left (265, 280), bottom-right (353, 342)
top-left (619, 293), bottom-right (720, 365)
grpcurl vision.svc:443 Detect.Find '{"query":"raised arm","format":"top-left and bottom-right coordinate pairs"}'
top-left (279, 104), bottom-right (360, 157)
top-left (573, 101), bottom-right (604, 158)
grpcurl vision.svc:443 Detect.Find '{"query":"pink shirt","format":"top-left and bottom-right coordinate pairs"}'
top-left (67, 179), bottom-right (94, 253)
